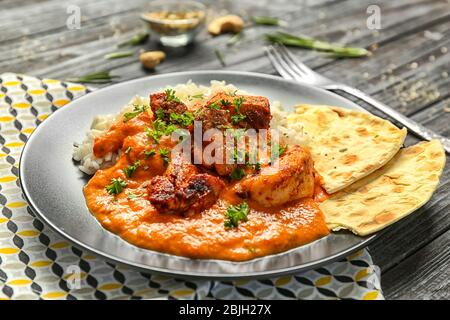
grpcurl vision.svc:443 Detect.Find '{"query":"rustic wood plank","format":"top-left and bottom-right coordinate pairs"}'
top-left (381, 230), bottom-right (450, 299)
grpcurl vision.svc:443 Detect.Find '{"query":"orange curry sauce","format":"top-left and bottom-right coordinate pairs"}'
top-left (84, 111), bottom-right (330, 261)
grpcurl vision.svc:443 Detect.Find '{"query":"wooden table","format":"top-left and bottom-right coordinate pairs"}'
top-left (1, 0), bottom-right (448, 300)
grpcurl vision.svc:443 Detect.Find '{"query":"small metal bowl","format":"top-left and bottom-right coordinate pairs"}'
top-left (140, 0), bottom-right (206, 47)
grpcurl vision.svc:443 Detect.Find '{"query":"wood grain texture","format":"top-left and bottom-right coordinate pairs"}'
top-left (0, 0), bottom-right (449, 299)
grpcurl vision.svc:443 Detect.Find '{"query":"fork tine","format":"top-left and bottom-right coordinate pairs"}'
top-left (264, 46), bottom-right (298, 81)
top-left (275, 44), bottom-right (316, 78)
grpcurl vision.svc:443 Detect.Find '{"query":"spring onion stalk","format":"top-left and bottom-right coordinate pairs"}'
top-left (66, 71), bottom-right (118, 84)
top-left (104, 51), bottom-right (134, 60)
top-left (215, 49), bottom-right (226, 67)
top-left (252, 16), bottom-right (280, 26)
top-left (118, 32), bottom-right (149, 47)
top-left (265, 32), bottom-right (369, 58)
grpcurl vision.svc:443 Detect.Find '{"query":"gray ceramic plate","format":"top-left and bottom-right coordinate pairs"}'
top-left (19, 71), bottom-right (377, 280)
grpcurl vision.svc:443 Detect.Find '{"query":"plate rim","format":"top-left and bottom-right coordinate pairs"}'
top-left (19, 70), bottom-right (378, 279)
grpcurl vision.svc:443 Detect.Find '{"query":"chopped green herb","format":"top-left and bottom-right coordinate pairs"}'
top-left (125, 146), bottom-right (132, 154)
top-left (104, 51), bottom-right (134, 60)
top-left (231, 113), bottom-right (246, 125)
top-left (230, 96), bottom-right (246, 124)
top-left (233, 97), bottom-right (244, 111)
top-left (118, 32), bottom-right (149, 47)
top-left (230, 167), bottom-right (246, 180)
top-left (144, 149), bottom-right (156, 158)
top-left (123, 104), bottom-right (148, 122)
top-left (169, 112), bottom-right (194, 127)
top-left (145, 119), bottom-right (177, 143)
top-left (165, 89), bottom-right (180, 102)
top-left (220, 99), bottom-right (231, 107)
top-left (123, 160), bottom-right (141, 178)
top-left (278, 144), bottom-right (287, 156)
top-left (105, 178), bottom-right (127, 195)
top-left (159, 148), bottom-right (170, 165)
top-left (155, 108), bottom-right (165, 120)
top-left (191, 93), bottom-right (204, 99)
top-left (224, 202), bottom-right (249, 229)
top-left (214, 49), bottom-right (226, 67)
top-left (208, 102), bottom-right (221, 110)
top-left (252, 16), bottom-right (280, 26)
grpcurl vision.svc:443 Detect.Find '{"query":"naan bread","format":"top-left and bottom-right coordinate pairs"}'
top-left (320, 140), bottom-right (446, 236)
top-left (288, 105), bottom-right (407, 193)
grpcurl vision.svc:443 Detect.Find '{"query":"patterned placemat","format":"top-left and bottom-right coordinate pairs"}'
top-left (0, 72), bottom-right (383, 300)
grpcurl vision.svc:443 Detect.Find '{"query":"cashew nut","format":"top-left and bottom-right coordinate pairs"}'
top-left (139, 51), bottom-right (166, 69)
top-left (207, 15), bottom-right (244, 36)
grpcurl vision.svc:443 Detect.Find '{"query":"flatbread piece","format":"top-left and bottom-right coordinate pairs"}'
top-left (288, 104), bottom-right (407, 194)
top-left (319, 140), bottom-right (446, 236)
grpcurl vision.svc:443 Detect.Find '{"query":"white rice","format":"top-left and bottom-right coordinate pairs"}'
top-left (72, 81), bottom-right (308, 175)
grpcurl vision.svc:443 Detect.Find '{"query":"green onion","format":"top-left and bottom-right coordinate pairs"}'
top-left (66, 71), bottom-right (118, 84)
top-left (214, 49), bottom-right (226, 67)
top-left (118, 32), bottom-right (149, 47)
top-left (265, 32), bottom-right (369, 58)
top-left (104, 51), bottom-right (134, 60)
top-left (252, 16), bottom-right (280, 26)
top-left (227, 33), bottom-right (242, 47)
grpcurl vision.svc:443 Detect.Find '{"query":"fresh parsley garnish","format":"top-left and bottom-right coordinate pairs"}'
top-left (208, 102), bottom-right (221, 110)
top-left (169, 112), bottom-right (194, 127)
top-left (233, 96), bottom-right (244, 111)
top-left (165, 89), bottom-right (180, 102)
top-left (192, 93), bottom-right (204, 99)
top-left (159, 148), bottom-right (170, 165)
top-left (123, 104), bottom-right (148, 122)
top-left (123, 160), bottom-right (141, 178)
top-left (231, 113), bottom-right (246, 125)
top-left (155, 108), bottom-right (165, 120)
top-left (231, 97), bottom-right (246, 125)
top-left (220, 99), bottom-right (231, 107)
top-left (144, 149), bottom-right (156, 158)
top-left (105, 178), bottom-right (127, 195)
top-left (230, 167), bottom-right (246, 180)
top-left (224, 202), bottom-right (249, 229)
top-left (278, 144), bottom-right (287, 156)
top-left (145, 119), bottom-right (177, 143)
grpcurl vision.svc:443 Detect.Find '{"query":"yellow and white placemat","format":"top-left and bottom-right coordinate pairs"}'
top-left (0, 72), bottom-right (383, 300)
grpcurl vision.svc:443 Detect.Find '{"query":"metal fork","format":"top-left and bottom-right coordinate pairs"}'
top-left (265, 44), bottom-right (450, 154)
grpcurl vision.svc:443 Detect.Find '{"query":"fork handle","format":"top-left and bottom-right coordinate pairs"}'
top-left (330, 84), bottom-right (450, 154)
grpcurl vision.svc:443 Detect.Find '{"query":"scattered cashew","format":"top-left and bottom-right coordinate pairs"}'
top-left (207, 15), bottom-right (244, 36)
top-left (139, 51), bottom-right (166, 69)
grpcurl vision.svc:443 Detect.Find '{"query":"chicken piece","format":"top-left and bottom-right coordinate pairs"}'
top-left (234, 145), bottom-right (315, 207)
top-left (207, 92), bottom-right (272, 129)
top-left (148, 153), bottom-right (225, 214)
top-left (150, 91), bottom-right (188, 121)
top-left (193, 92), bottom-right (272, 177)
